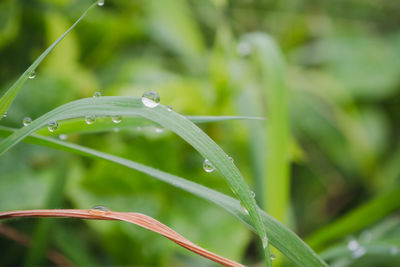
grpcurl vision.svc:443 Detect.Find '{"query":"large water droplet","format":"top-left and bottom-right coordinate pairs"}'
top-left (166, 105), bottom-right (173, 111)
top-left (112, 115), bottom-right (122, 123)
top-left (85, 115), bottom-right (96, 125)
top-left (2, 112), bottom-right (7, 118)
top-left (270, 254), bottom-right (276, 260)
top-left (93, 91), bottom-right (101, 98)
top-left (142, 91), bottom-right (160, 108)
top-left (347, 240), bottom-right (359, 251)
top-left (262, 236), bottom-right (269, 249)
top-left (23, 117), bottom-right (32, 126)
top-left (48, 122), bottom-right (58, 132)
top-left (59, 134), bottom-right (68, 140)
top-left (203, 159), bottom-right (215, 173)
top-left (237, 41), bottom-right (252, 57)
top-left (89, 205), bottom-right (109, 215)
top-left (352, 247), bottom-right (366, 259)
top-left (28, 71), bottom-right (36, 79)
top-left (240, 202), bottom-right (249, 215)
top-left (97, 0), bottom-right (104, 6)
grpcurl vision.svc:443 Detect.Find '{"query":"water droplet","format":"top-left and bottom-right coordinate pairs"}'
top-left (28, 71), bottom-right (36, 79)
top-left (2, 112), bottom-right (7, 118)
top-left (203, 159), bottom-right (215, 173)
top-left (59, 134), bottom-right (68, 140)
top-left (250, 191), bottom-right (256, 198)
top-left (240, 202), bottom-right (249, 215)
top-left (142, 91), bottom-right (160, 108)
top-left (262, 236), bottom-right (269, 249)
top-left (85, 115), bottom-right (96, 125)
top-left (166, 105), bottom-right (173, 111)
top-left (112, 115), bottom-right (122, 123)
top-left (352, 247), bottom-right (366, 259)
top-left (270, 254), bottom-right (276, 260)
top-left (22, 117), bottom-right (32, 126)
top-left (347, 239), bottom-right (359, 251)
top-left (390, 246), bottom-right (399, 255)
top-left (97, 0), bottom-right (104, 6)
top-left (227, 156), bottom-right (234, 163)
top-left (48, 122), bottom-right (58, 132)
top-left (113, 128), bottom-right (120, 132)
top-left (89, 205), bottom-right (109, 215)
top-left (237, 41), bottom-right (252, 57)
top-left (155, 127), bottom-right (164, 133)
top-left (93, 91), bottom-right (101, 98)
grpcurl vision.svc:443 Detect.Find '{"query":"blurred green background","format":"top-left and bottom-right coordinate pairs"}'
top-left (0, 0), bottom-right (400, 266)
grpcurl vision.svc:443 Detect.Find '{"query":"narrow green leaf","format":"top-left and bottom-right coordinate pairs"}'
top-left (306, 187), bottom-right (400, 250)
top-left (34, 115), bottom-right (264, 136)
top-left (0, 96), bottom-right (270, 263)
top-left (0, 1), bottom-right (98, 119)
top-left (242, 33), bottom-right (291, 224)
top-left (0, 125), bottom-right (328, 267)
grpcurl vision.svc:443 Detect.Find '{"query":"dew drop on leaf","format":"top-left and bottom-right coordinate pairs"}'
top-left (142, 91), bottom-right (160, 108)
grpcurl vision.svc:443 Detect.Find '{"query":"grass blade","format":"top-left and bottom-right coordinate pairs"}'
top-left (0, 1), bottom-right (98, 119)
top-left (306, 187), bottom-right (400, 250)
top-left (0, 209), bottom-right (244, 267)
top-left (0, 126), bottom-right (328, 267)
top-left (0, 96), bottom-right (270, 264)
top-left (242, 33), bottom-right (291, 224)
top-left (34, 115), bottom-right (264, 136)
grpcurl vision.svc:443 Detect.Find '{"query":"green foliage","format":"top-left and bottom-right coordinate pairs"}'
top-left (1, 0), bottom-right (400, 266)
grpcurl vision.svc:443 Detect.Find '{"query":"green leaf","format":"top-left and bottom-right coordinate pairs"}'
top-left (0, 125), bottom-right (328, 267)
top-left (0, 96), bottom-right (271, 264)
top-left (306, 187), bottom-right (400, 251)
top-left (0, 1), bottom-right (98, 120)
top-left (241, 33), bottom-right (291, 224)
top-left (34, 115), bottom-right (264, 136)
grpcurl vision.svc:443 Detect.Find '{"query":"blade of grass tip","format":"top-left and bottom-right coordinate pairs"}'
top-left (0, 209), bottom-right (245, 267)
top-left (306, 187), bottom-right (400, 251)
top-left (0, 126), bottom-right (328, 267)
top-left (34, 115), bottom-right (264, 136)
top-left (242, 33), bottom-right (291, 225)
top-left (0, 1), bottom-right (99, 120)
top-left (0, 96), bottom-right (272, 265)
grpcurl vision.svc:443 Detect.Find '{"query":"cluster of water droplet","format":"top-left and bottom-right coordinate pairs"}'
top-left (347, 239), bottom-right (366, 259)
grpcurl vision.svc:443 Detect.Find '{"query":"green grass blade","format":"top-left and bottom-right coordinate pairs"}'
top-left (0, 126), bottom-right (328, 267)
top-left (0, 1), bottom-right (98, 119)
top-left (34, 115), bottom-right (264, 136)
top-left (242, 33), bottom-right (291, 224)
top-left (306, 187), bottom-right (400, 250)
top-left (0, 96), bottom-right (271, 264)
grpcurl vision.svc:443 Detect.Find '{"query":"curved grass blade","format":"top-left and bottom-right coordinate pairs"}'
top-left (0, 126), bottom-right (328, 267)
top-left (306, 187), bottom-right (400, 251)
top-left (0, 96), bottom-right (271, 264)
top-left (0, 1), bottom-right (99, 120)
top-left (0, 209), bottom-right (244, 267)
top-left (34, 115), bottom-right (264, 136)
